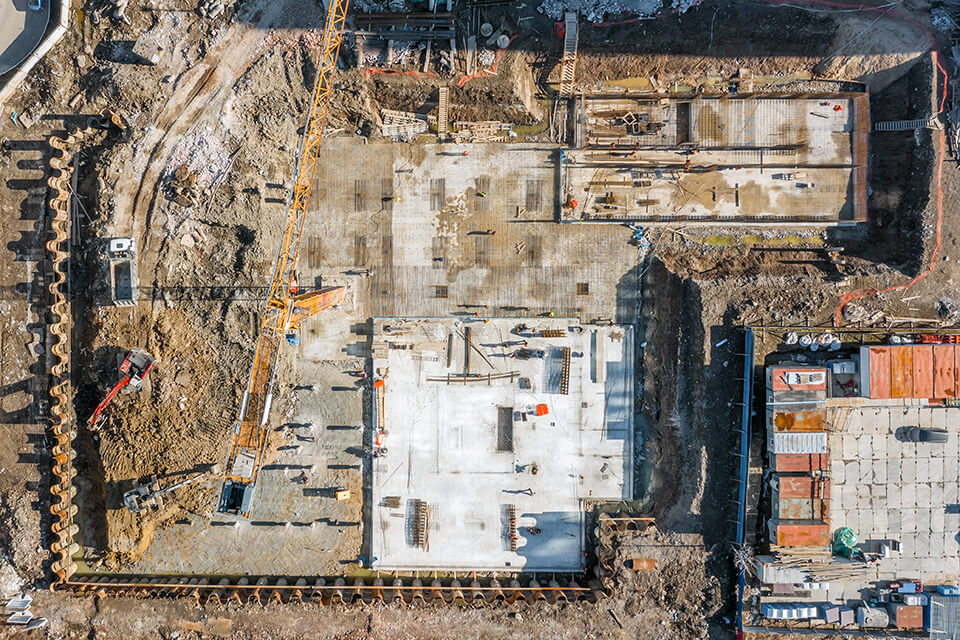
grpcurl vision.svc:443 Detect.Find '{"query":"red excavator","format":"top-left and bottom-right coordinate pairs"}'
top-left (87, 347), bottom-right (153, 430)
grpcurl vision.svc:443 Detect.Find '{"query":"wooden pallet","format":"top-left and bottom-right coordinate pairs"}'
top-left (413, 499), bottom-right (430, 550)
top-left (560, 346), bottom-right (571, 395)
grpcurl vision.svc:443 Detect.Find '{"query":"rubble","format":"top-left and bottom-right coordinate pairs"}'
top-left (0, 560), bottom-right (23, 600)
top-left (538, 0), bottom-right (660, 22)
top-left (931, 7), bottom-right (955, 33)
top-left (671, 0), bottom-right (704, 14)
top-left (477, 48), bottom-right (496, 67)
top-left (197, 0), bottom-right (227, 19)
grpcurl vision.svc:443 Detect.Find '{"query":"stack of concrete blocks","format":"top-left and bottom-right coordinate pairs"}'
top-left (819, 603), bottom-right (855, 625)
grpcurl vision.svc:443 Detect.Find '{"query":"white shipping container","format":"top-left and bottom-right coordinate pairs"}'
top-left (761, 603), bottom-right (818, 620)
top-left (768, 431), bottom-right (828, 454)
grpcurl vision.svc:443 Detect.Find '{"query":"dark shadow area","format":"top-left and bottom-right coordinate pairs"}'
top-left (515, 510), bottom-right (585, 571)
top-left (827, 55), bottom-right (937, 275)
top-left (92, 40), bottom-right (155, 65)
top-left (227, 0), bottom-right (925, 67)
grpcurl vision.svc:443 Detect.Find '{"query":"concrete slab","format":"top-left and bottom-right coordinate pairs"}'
top-left (829, 404), bottom-right (960, 590)
top-left (120, 359), bottom-right (365, 575)
top-left (842, 434), bottom-right (857, 460)
top-left (564, 94), bottom-right (868, 224)
top-left (306, 140), bottom-right (641, 324)
top-left (369, 318), bottom-right (633, 572)
top-left (845, 460), bottom-right (859, 485)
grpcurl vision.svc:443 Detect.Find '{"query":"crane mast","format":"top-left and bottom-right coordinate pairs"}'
top-left (217, 0), bottom-right (350, 517)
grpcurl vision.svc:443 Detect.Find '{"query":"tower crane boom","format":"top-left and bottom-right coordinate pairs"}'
top-left (217, 0), bottom-right (350, 517)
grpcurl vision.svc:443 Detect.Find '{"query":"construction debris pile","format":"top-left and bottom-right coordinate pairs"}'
top-left (197, 0), bottom-right (228, 20)
top-left (355, 11), bottom-right (456, 71)
top-left (537, 0), bottom-right (660, 22)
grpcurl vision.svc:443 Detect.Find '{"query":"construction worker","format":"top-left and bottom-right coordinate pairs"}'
top-left (477, 192), bottom-right (486, 198)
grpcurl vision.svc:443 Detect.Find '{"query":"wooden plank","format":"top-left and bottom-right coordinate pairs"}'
top-left (868, 347), bottom-right (891, 399)
top-left (890, 346), bottom-right (914, 399)
top-left (933, 344), bottom-right (956, 398)
top-left (912, 344), bottom-right (935, 399)
top-left (630, 558), bottom-right (655, 570)
top-left (954, 344), bottom-right (960, 399)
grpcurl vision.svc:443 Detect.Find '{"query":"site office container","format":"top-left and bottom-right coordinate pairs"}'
top-left (767, 366), bottom-right (828, 393)
top-left (772, 453), bottom-right (828, 473)
top-left (771, 474), bottom-right (830, 521)
top-left (887, 603), bottom-right (923, 628)
top-left (767, 519), bottom-right (830, 547)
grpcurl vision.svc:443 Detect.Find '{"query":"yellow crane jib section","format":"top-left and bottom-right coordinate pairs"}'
top-left (217, 0), bottom-right (350, 519)
top-left (290, 286), bottom-right (347, 330)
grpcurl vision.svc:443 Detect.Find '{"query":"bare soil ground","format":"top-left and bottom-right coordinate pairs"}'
top-left (0, 0), bottom-right (951, 637)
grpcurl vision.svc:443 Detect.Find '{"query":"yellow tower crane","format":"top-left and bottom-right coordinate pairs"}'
top-left (217, 0), bottom-right (350, 517)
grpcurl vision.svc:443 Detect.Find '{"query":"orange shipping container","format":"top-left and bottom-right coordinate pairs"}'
top-left (772, 411), bottom-right (829, 432)
top-left (912, 345), bottom-right (935, 398)
top-left (866, 344), bottom-right (958, 400)
top-left (768, 520), bottom-right (830, 547)
top-left (629, 558), bottom-right (655, 571)
top-left (934, 344), bottom-right (957, 398)
top-left (772, 454), bottom-right (828, 473)
top-left (868, 347), bottom-right (892, 399)
top-left (891, 346), bottom-right (913, 398)
top-left (887, 604), bottom-right (923, 629)
top-left (769, 368), bottom-right (827, 392)
top-left (776, 475), bottom-right (829, 499)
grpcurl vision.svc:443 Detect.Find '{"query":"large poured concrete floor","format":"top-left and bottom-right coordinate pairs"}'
top-left (370, 318), bottom-right (634, 572)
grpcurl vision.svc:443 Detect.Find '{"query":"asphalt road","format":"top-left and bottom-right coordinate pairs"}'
top-left (0, 0), bottom-right (49, 76)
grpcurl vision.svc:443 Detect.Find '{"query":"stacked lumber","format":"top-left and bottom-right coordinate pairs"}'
top-left (769, 546), bottom-right (875, 582)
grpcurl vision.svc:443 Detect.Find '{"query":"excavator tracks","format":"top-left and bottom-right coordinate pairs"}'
top-left (45, 115), bottom-right (111, 586)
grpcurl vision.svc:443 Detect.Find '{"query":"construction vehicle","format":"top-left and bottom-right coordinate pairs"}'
top-left (216, 0), bottom-right (350, 518)
top-left (87, 347), bottom-right (153, 430)
top-left (124, 465), bottom-right (220, 513)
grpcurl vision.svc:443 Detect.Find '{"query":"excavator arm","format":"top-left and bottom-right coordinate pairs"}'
top-left (217, 0), bottom-right (350, 517)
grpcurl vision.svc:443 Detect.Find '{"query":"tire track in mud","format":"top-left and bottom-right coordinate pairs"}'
top-left (120, 4), bottom-right (292, 275)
